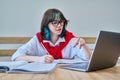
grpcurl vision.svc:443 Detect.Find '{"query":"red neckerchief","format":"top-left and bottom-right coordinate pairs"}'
top-left (36, 30), bottom-right (74, 59)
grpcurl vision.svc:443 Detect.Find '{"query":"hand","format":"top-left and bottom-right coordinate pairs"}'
top-left (73, 37), bottom-right (92, 60)
top-left (73, 37), bottom-right (86, 48)
top-left (44, 55), bottom-right (54, 63)
top-left (37, 55), bottom-right (54, 63)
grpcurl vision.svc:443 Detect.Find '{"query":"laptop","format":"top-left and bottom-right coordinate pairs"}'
top-left (60, 30), bottom-right (120, 72)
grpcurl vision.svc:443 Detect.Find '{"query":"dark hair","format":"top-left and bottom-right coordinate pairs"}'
top-left (40, 8), bottom-right (68, 40)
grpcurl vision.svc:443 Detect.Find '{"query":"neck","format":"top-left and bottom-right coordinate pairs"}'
top-left (50, 34), bottom-right (59, 44)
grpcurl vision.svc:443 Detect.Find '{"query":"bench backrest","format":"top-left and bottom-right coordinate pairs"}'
top-left (0, 37), bottom-right (96, 56)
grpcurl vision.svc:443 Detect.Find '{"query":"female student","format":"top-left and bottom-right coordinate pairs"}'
top-left (11, 8), bottom-right (92, 63)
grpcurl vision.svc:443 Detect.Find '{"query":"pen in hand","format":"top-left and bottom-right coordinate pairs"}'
top-left (40, 43), bottom-right (54, 63)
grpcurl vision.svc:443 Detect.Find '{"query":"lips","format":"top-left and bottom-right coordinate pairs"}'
top-left (56, 28), bottom-right (62, 33)
top-left (56, 28), bottom-right (61, 31)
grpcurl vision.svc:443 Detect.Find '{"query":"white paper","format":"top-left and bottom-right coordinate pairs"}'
top-left (0, 61), bottom-right (57, 73)
top-left (0, 61), bottom-right (28, 70)
top-left (10, 62), bottom-right (57, 73)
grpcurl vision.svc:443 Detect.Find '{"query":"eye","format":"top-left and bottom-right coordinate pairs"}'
top-left (51, 21), bottom-right (59, 27)
top-left (52, 21), bottom-right (58, 25)
top-left (51, 20), bottom-right (64, 27)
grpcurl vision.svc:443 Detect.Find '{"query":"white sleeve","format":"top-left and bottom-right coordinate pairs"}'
top-left (62, 38), bottom-right (88, 61)
top-left (11, 36), bottom-right (38, 61)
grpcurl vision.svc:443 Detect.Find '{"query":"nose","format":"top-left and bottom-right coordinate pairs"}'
top-left (57, 23), bottom-right (61, 26)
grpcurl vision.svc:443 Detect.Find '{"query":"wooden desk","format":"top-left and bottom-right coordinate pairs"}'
top-left (0, 64), bottom-right (120, 80)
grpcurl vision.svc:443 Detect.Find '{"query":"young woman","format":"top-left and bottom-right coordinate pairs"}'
top-left (11, 8), bottom-right (92, 63)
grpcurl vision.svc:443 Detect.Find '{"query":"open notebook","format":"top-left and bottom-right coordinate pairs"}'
top-left (0, 61), bottom-right (57, 73)
top-left (60, 30), bottom-right (120, 72)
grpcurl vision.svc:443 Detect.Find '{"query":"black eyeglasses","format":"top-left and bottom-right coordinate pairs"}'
top-left (51, 20), bottom-right (65, 27)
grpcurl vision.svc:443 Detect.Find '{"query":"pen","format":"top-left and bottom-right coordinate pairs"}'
top-left (40, 43), bottom-right (49, 55)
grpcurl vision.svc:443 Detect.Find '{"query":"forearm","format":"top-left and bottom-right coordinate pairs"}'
top-left (14, 55), bottom-right (40, 62)
top-left (14, 55), bottom-right (54, 63)
top-left (81, 44), bottom-right (92, 60)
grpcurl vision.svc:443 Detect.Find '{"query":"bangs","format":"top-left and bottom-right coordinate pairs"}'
top-left (54, 12), bottom-right (66, 21)
top-left (54, 13), bottom-right (62, 21)
top-left (48, 11), bottom-right (66, 23)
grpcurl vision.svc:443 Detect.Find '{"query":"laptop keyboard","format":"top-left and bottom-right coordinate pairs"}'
top-left (60, 62), bottom-right (88, 70)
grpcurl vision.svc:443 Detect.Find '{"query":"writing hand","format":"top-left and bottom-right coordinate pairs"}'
top-left (44, 55), bottom-right (54, 63)
top-left (37, 55), bottom-right (54, 63)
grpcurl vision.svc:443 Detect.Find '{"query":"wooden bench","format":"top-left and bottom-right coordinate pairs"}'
top-left (0, 37), bottom-right (96, 56)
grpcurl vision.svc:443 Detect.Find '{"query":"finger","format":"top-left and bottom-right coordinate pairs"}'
top-left (45, 59), bottom-right (53, 63)
top-left (45, 59), bottom-right (51, 63)
top-left (44, 58), bottom-right (52, 63)
top-left (79, 43), bottom-right (84, 48)
top-left (45, 56), bottom-right (54, 63)
top-left (79, 38), bottom-right (86, 48)
top-left (73, 37), bottom-right (80, 47)
top-left (47, 55), bottom-right (54, 60)
top-left (44, 56), bottom-right (49, 63)
top-left (50, 55), bottom-right (54, 60)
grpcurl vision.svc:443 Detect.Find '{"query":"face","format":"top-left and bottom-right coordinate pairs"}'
top-left (48, 20), bottom-right (64, 36)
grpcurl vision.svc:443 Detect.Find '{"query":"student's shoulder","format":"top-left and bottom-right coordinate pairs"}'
top-left (32, 32), bottom-right (41, 39)
top-left (27, 34), bottom-right (38, 43)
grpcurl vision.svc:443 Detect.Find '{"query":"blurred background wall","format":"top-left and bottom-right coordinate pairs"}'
top-left (0, 0), bottom-right (120, 37)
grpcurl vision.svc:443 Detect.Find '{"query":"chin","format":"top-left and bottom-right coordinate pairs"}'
top-left (56, 31), bottom-right (62, 34)
top-left (57, 33), bottom-right (61, 36)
